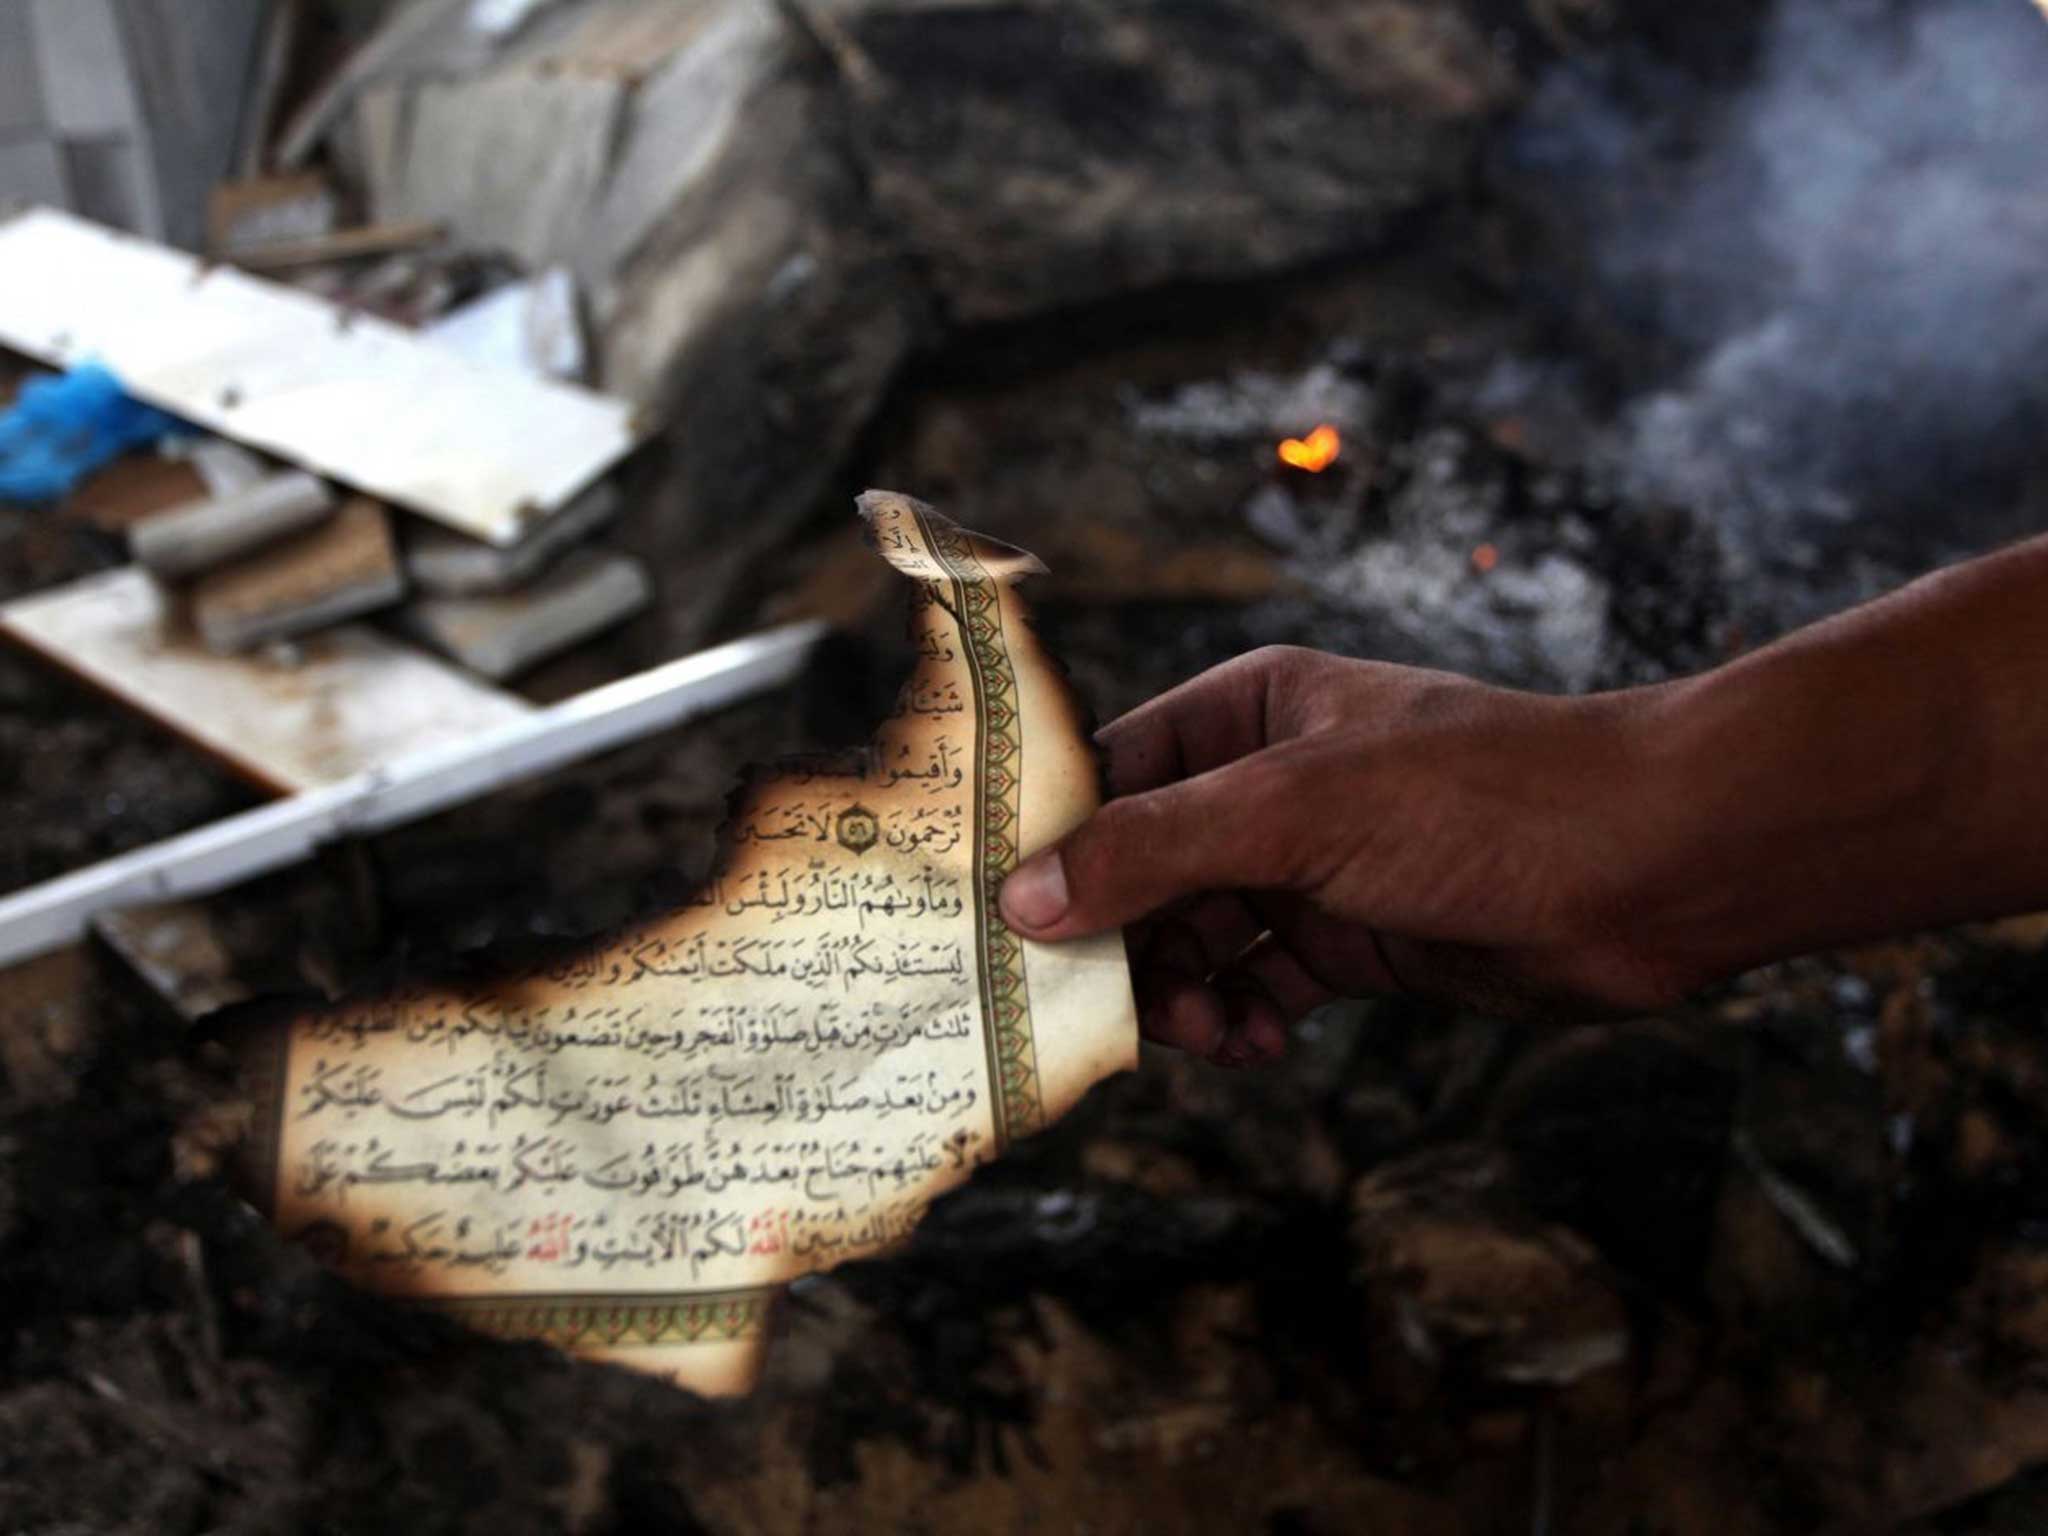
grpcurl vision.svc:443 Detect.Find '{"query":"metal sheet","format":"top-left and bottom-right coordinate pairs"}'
top-left (0, 208), bottom-right (642, 544)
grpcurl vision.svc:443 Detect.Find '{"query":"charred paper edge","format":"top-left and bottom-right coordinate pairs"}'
top-left (227, 491), bottom-right (1088, 1361)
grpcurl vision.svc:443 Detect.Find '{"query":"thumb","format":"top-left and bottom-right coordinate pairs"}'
top-left (999, 759), bottom-right (1303, 940)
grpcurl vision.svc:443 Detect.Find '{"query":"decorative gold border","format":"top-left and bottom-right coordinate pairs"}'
top-left (915, 506), bottom-right (1046, 1144)
top-left (430, 1288), bottom-right (774, 1349)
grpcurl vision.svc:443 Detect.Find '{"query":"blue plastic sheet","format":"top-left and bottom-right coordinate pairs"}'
top-left (0, 364), bottom-right (186, 505)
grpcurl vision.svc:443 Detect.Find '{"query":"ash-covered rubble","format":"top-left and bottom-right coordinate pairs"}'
top-left (869, 289), bottom-right (1735, 713)
top-left (11, 873), bottom-right (2048, 1532)
top-left (1130, 349), bottom-right (1730, 693)
top-left (283, 0), bottom-right (1527, 653)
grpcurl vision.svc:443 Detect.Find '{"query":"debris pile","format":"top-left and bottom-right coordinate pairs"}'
top-left (0, 209), bottom-right (651, 679)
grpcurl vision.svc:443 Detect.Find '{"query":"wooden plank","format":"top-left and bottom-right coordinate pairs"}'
top-left (63, 449), bottom-right (210, 533)
top-left (0, 566), bottom-right (533, 795)
top-left (230, 219), bottom-right (443, 271)
top-left (0, 620), bottom-right (827, 969)
top-left (506, 0), bottom-right (723, 81)
top-left (0, 208), bottom-right (642, 544)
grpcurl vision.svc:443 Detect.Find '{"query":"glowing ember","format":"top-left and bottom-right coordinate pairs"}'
top-left (1471, 542), bottom-right (1500, 574)
top-left (1278, 424), bottom-right (1341, 473)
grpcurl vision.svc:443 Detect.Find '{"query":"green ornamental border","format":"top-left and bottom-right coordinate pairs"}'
top-left (917, 506), bottom-right (1045, 1145)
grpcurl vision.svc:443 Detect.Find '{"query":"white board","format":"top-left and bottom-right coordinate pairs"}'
top-left (0, 208), bottom-right (641, 545)
top-left (1, 566), bottom-right (534, 794)
top-left (0, 619), bottom-right (826, 968)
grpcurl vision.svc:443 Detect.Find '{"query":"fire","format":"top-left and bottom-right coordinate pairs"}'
top-left (1471, 542), bottom-right (1500, 574)
top-left (1278, 424), bottom-right (1341, 473)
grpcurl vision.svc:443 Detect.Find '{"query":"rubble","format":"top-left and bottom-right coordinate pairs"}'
top-left (814, 0), bottom-right (1517, 324)
top-left (0, 0), bottom-right (268, 247)
top-left (288, 0), bottom-right (1527, 647)
top-left (190, 496), bottom-right (404, 652)
top-left (0, 621), bottom-right (822, 967)
top-left (403, 480), bottom-right (618, 596)
top-left (0, 208), bottom-right (641, 547)
top-left (397, 546), bottom-right (649, 679)
top-left (1351, 1143), bottom-right (1631, 1391)
top-left (59, 450), bottom-right (210, 535)
top-left (227, 218), bottom-right (447, 274)
top-left (129, 471), bottom-right (336, 580)
top-left (205, 171), bottom-right (338, 257)
top-left (91, 900), bottom-right (250, 1024)
top-left (1, 566), bottom-right (532, 795)
top-left (425, 266), bottom-right (587, 383)
top-left (387, 70), bottom-right (626, 273)
top-left (177, 438), bottom-right (267, 500)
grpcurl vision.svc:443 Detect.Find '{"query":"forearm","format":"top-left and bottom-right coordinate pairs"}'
top-left (1624, 534), bottom-right (2048, 982)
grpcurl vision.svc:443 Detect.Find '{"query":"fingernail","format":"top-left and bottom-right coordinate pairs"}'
top-left (1001, 851), bottom-right (1069, 931)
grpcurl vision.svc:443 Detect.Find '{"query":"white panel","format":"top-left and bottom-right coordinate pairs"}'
top-left (0, 208), bottom-right (643, 544)
top-left (0, 619), bottom-right (826, 967)
top-left (1, 566), bottom-right (534, 794)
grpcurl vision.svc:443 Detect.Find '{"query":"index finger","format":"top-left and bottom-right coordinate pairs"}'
top-left (1096, 648), bottom-right (1284, 798)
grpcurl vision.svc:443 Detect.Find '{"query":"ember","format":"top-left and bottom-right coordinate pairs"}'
top-left (1277, 424), bottom-right (1341, 473)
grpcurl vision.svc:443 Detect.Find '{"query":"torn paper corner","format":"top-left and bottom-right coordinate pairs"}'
top-left (237, 490), bottom-right (1137, 1396)
top-left (858, 487), bottom-right (1050, 582)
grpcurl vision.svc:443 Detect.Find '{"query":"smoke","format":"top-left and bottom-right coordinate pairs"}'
top-left (1506, 0), bottom-right (2048, 609)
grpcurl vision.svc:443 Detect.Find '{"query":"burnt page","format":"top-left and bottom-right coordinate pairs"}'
top-left (241, 492), bottom-right (1138, 1393)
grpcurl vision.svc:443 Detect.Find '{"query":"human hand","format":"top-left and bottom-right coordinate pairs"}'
top-left (998, 647), bottom-right (1687, 1066)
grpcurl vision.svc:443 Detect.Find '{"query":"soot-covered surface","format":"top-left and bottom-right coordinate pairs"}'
top-left (10, 878), bottom-right (2048, 1532)
top-left (7, 307), bottom-right (2048, 1530)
